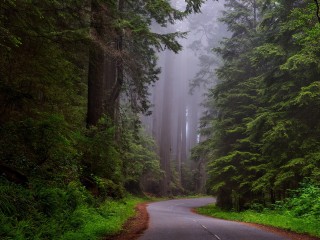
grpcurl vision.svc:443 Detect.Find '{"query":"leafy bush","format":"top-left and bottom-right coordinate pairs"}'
top-left (283, 183), bottom-right (320, 218)
top-left (119, 111), bottom-right (162, 195)
top-left (0, 114), bottom-right (79, 183)
top-left (0, 177), bottom-right (143, 240)
top-left (79, 117), bottom-right (122, 185)
top-left (93, 176), bottom-right (125, 199)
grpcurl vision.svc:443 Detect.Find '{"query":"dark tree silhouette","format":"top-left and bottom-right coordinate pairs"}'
top-left (315, 0), bottom-right (320, 23)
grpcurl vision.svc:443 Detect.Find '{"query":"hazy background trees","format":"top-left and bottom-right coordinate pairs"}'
top-left (142, 0), bottom-right (227, 195)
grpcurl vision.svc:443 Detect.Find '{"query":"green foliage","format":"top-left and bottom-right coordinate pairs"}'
top-left (122, 128), bottom-right (161, 183)
top-left (80, 118), bottom-right (122, 182)
top-left (109, 0), bottom-right (206, 114)
top-left (0, 178), bottom-right (143, 240)
top-left (197, 183), bottom-right (320, 237)
top-left (180, 164), bottom-right (199, 193)
top-left (93, 176), bottom-right (125, 200)
top-left (0, 115), bottom-right (79, 182)
top-left (283, 183), bottom-right (320, 218)
top-left (60, 196), bottom-right (142, 240)
top-left (0, 0), bottom-right (205, 238)
top-left (119, 107), bottom-right (162, 194)
top-left (0, 179), bottom-right (90, 239)
top-left (198, 204), bottom-right (320, 237)
top-left (194, 0), bottom-right (320, 210)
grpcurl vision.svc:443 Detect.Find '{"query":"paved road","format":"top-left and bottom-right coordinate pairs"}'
top-left (139, 197), bottom-right (288, 240)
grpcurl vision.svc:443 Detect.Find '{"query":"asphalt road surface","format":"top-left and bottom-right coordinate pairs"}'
top-left (139, 197), bottom-right (288, 240)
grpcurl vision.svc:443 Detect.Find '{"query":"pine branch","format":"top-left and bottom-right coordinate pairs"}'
top-left (315, 0), bottom-right (320, 23)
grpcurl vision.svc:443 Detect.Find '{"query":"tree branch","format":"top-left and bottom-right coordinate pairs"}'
top-left (315, 0), bottom-right (320, 23)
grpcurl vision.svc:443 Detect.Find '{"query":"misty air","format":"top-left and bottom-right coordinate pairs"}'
top-left (1, 0), bottom-right (320, 239)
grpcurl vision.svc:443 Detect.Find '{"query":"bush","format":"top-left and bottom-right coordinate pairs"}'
top-left (283, 183), bottom-right (320, 218)
top-left (93, 176), bottom-right (125, 199)
top-left (0, 114), bottom-right (79, 183)
top-left (79, 118), bottom-right (123, 185)
top-left (0, 179), bottom-right (90, 239)
top-left (0, 177), bottom-right (143, 240)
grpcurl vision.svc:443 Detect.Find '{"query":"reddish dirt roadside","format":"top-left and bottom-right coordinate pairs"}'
top-left (243, 222), bottom-right (320, 240)
top-left (104, 202), bottom-right (149, 240)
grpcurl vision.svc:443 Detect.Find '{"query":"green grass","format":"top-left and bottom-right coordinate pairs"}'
top-left (0, 180), bottom-right (146, 240)
top-left (60, 196), bottom-right (143, 240)
top-left (197, 204), bottom-right (320, 238)
top-left (1, 179), bottom-right (210, 240)
top-left (174, 194), bottom-right (211, 199)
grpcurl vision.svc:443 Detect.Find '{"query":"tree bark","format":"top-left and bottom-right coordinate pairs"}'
top-left (87, 0), bottom-right (123, 127)
top-left (176, 92), bottom-right (187, 183)
top-left (315, 0), bottom-right (320, 23)
top-left (87, 0), bottom-right (105, 127)
top-left (253, 0), bottom-right (257, 29)
top-left (105, 0), bottom-right (124, 122)
top-left (159, 52), bottom-right (174, 195)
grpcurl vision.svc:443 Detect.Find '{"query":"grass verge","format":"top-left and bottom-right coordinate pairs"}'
top-left (60, 196), bottom-right (145, 240)
top-left (0, 179), bottom-right (146, 240)
top-left (197, 204), bottom-right (320, 238)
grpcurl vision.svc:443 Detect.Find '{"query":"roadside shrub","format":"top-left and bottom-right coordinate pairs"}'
top-left (283, 183), bottom-right (320, 218)
top-left (93, 176), bottom-right (125, 200)
top-left (249, 202), bottom-right (265, 212)
top-left (0, 178), bottom-right (95, 240)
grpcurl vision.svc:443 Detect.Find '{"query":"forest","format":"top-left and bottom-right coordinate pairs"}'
top-left (194, 0), bottom-right (320, 211)
top-left (1, 0), bottom-right (320, 239)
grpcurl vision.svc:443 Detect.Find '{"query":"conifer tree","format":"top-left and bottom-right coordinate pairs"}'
top-left (196, 0), bottom-right (320, 209)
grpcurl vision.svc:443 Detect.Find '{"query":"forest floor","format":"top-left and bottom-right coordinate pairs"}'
top-left (105, 200), bottom-right (320, 240)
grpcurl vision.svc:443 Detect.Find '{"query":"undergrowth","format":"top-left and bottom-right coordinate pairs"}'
top-left (197, 183), bottom-right (320, 238)
top-left (0, 179), bottom-right (144, 240)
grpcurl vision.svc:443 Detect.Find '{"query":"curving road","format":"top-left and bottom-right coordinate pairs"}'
top-left (139, 197), bottom-right (289, 240)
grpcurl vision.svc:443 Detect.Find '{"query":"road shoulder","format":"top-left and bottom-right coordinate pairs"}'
top-left (104, 202), bottom-right (149, 240)
top-left (193, 208), bottom-right (320, 240)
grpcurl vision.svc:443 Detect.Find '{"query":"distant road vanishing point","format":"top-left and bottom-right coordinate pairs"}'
top-left (139, 197), bottom-right (288, 240)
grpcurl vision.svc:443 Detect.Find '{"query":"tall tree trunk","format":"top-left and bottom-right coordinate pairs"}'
top-left (176, 105), bottom-right (183, 183)
top-left (87, 0), bottom-right (123, 127)
top-left (87, 0), bottom-right (105, 127)
top-left (315, 0), bottom-right (320, 23)
top-left (159, 52), bottom-right (174, 195)
top-left (104, 57), bottom-right (117, 120)
top-left (253, 0), bottom-right (257, 29)
top-left (176, 93), bottom-right (187, 183)
top-left (106, 0), bottom-right (124, 122)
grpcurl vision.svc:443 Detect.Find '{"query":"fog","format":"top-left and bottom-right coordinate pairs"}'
top-left (142, 0), bottom-right (228, 194)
